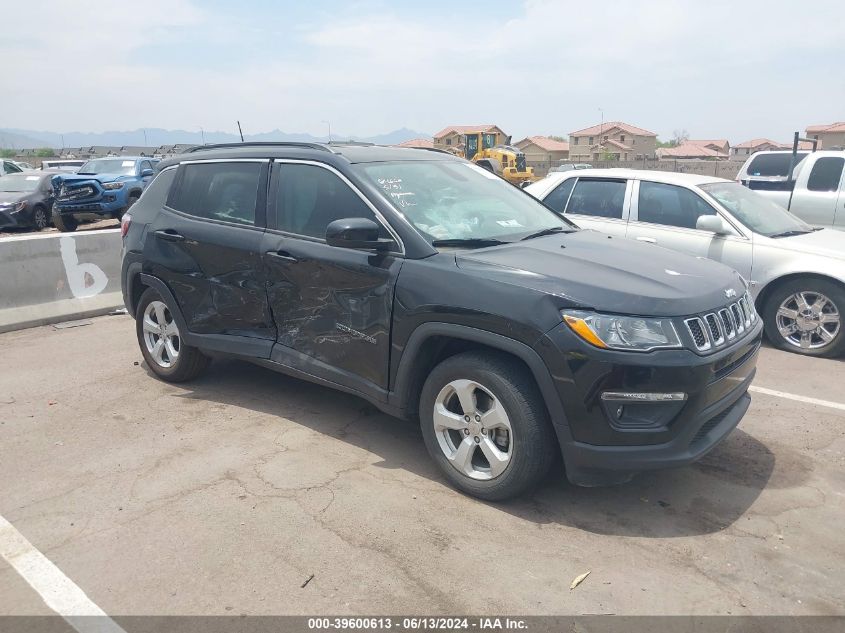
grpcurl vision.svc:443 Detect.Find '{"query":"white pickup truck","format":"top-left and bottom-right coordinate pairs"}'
top-left (737, 150), bottom-right (845, 230)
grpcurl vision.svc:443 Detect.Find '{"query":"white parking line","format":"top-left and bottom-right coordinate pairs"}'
top-left (750, 385), bottom-right (845, 412)
top-left (0, 514), bottom-right (125, 633)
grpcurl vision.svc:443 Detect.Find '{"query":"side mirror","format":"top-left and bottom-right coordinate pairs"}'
top-left (326, 218), bottom-right (392, 251)
top-left (141, 168), bottom-right (154, 177)
top-left (696, 215), bottom-right (730, 235)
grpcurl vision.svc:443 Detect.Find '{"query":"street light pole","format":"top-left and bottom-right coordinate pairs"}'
top-left (322, 120), bottom-right (332, 143)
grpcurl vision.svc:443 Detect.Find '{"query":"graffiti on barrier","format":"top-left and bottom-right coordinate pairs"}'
top-left (59, 236), bottom-right (108, 298)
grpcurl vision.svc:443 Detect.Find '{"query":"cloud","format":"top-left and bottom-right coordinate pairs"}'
top-left (2, 0), bottom-right (844, 142)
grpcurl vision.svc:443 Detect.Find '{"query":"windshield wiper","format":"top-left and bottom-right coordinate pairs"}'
top-left (769, 229), bottom-right (813, 238)
top-left (520, 226), bottom-right (573, 241)
top-left (431, 238), bottom-right (508, 248)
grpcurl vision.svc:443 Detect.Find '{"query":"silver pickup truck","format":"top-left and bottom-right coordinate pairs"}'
top-left (737, 150), bottom-right (845, 230)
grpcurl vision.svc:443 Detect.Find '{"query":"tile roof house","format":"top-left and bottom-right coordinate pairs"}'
top-left (514, 136), bottom-right (570, 175)
top-left (656, 142), bottom-right (729, 160)
top-left (569, 121), bottom-right (657, 161)
top-left (433, 125), bottom-right (508, 152)
top-left (119, 146), bottom-right (158, 157)
top-left (805, 122), bottom-right (845, 150)
top-left (730, 138), bottom-right (812, 158)
top-left (687, 139), bottom-right (730, 154)
top-left (396, 138), bottom-right (434, 149)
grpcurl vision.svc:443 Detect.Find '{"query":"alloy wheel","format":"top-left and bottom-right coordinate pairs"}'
top-left (432, 379), bottom-right (513, 480)
top-left (142, 300), bottom-right (180, 368)
top-left (775, 291), bottom-right (840, 350)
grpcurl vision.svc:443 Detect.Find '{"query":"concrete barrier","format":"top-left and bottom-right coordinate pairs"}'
top-left (0, 229), bottom-right (123, 333)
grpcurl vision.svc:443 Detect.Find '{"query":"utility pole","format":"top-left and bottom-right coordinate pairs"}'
top-left (200, 127), bottom-right (206, 145)
top-left (598, 107), bottom-right (604, 160)
top-left (237, 121), bottom-right (244, 142)
top-left (143, 129), bottom-right (148, 145)
top-left (322, 120), bottom-right (332, 143)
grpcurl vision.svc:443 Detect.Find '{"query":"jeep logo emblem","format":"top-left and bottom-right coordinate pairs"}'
top-left (725, 288), bottom-right (737, 298)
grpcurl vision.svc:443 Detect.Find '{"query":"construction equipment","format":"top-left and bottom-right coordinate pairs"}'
top-left (460, 131), bottom-right (536, 186)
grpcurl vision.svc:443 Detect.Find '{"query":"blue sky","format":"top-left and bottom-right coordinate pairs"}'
top-left (3, 0), bottom-right (844, 143)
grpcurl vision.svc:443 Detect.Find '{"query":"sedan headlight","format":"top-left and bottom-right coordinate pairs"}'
top-left (102, 182), bottom-right (124, 190)
top-left (2, 201), bottom-right (27, 214)
top-left (562, 310), bottom-right (682, 352)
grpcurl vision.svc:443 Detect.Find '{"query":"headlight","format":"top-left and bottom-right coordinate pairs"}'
top-left (102, 182), bottom-right (124, 190)
top-left (562, 310), bottom-right (682, 352)
top-left (6, 201), bottom-right (27, 213)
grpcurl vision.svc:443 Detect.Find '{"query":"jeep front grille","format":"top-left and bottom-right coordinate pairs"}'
top-left (684, 292), bottom-right (756, 353)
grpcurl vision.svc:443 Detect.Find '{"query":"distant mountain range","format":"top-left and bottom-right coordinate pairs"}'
top-left (0, 127), bottom-right (430, 149)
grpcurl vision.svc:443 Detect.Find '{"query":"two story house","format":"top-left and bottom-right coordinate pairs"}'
top-left (569, 121), bottom-right (657, 161)
top-left (805, 123), bottom-right (845, 150)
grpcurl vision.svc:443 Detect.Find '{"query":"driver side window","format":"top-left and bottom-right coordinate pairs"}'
top-left (637, 181), bottom-right (715, 229)
top-left (273, 163), bottom-right (386, 239)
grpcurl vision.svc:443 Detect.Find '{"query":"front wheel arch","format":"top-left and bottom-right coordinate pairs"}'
top-left (754, 273), bottom-right (845, 315)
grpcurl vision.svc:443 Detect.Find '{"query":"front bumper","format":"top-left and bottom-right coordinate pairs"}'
top-left (535, 319), bottom-right (763, 485)
top-left (0, 208), bottom-right (26, 228)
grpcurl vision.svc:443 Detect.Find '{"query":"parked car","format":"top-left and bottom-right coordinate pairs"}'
top-left (0, 171), bottom-right (60, 230)
top-left (11, 161), bottom-right (34, 171)
top-left (121, 142), bottom-right (761, 500)
top-left (552, 163), bottom-right (593, 172)
top-left (51, 156), bottom-right (159, 231)
top-left (527, 169), bottom-right (845, 357)
top-left (40, 159), bottom-right (85, 172)
top-left (737, 150), bottom-right (845, 230)
top-left (0, 159), bottom-right (24, 176)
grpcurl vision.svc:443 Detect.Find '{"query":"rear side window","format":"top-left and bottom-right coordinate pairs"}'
top-left (637, 181), bottom-right (716, 229)
top-left (543, 178), bottom-right (576, 214)
top-left (132, 167), bottom-right (177, 221)
top-left (169, 162), bottom-right (262, 226)
top-left (807, 157), bottom-right (845, 192)
top-left (273, 163), bottom-right (382, 239)
top-left (566, 179), bottom-right (626, 219)
top-left (745, 153), bottom-right (807, 177)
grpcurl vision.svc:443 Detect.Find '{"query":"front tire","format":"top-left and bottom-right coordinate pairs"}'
top-left (52, 206), bottom-right (78, 232)
top-left (762, 278), bottom-right (845, 357)
top-left (419, 351), bottom-right (557, 500)
top-left (117, 194), bottom-right (140, 220)
top-left (136, 288), bottom-right (210, 382)
top-left (32, 205), bottom-right (48, 230)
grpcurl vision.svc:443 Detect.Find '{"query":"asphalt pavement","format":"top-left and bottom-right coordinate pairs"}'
top-left (0, 315), bottom-right (843, 617)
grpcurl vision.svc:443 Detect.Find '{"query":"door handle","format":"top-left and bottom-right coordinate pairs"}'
top-left (636, 236), bottom-right (657, 243)
top-left (154, 229), bottom-right (185, 242)
top-left (265, 250), bottom-right (298, 263)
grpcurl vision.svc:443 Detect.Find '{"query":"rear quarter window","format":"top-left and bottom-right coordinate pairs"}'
top-left (130, 167), bottom-right (177, 221)
top-left (745, 153), bottom-right (808, 177)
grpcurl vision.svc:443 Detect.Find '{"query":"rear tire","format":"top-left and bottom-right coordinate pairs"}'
top-left (51, 207), bottom-right (77, 232)
top-left (419, 351), bottom-right (557, 500)
top-left (136, 287), bottom-right (210, 382)
top-left (762, 278), bottom-right (845, 357)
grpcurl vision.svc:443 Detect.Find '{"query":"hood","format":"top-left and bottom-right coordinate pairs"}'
top-left (58, 172), bottom-right (126, 185)
top-left (0, 192), bottom-right (27, 205)
top-left (456, 230), bottom-right (745, 317)
top-left (760, 228), bottom-right (845, 261)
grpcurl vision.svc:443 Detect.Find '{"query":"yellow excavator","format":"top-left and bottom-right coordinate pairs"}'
top-left (459, 130), bottom-right (536, 186)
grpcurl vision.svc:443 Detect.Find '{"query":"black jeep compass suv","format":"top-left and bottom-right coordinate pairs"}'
top-left (121, 142), bottom-right (763, 500)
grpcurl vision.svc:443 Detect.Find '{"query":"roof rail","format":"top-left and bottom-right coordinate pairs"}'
top-left (326, 140), bottom-right (375, 147)
top-left (182, 141), bottom-right (332, 154)
top-left (411, 147), bottom-right (457, 155)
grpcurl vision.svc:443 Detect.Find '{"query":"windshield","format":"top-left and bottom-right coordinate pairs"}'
top-left (353, 161), bottom-right (574, 245)
top-left (745, 153), bottom-right (808, 178)
top-left (0, 174), bottom-right (42, 192)
top-left (699, 182), bottom-right (813, 237)
top-left (78, 159), bottom-right (136, 175)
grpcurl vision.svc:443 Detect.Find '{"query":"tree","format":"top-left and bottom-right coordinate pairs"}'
top-left (671, 128), bottom-right (689, 146)
top-left (549, 135), bottom-right (568, 142)
top-left (0, 149), bottom-right (15, 158)
top-left (35, 148), bottom-right (55, 157)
